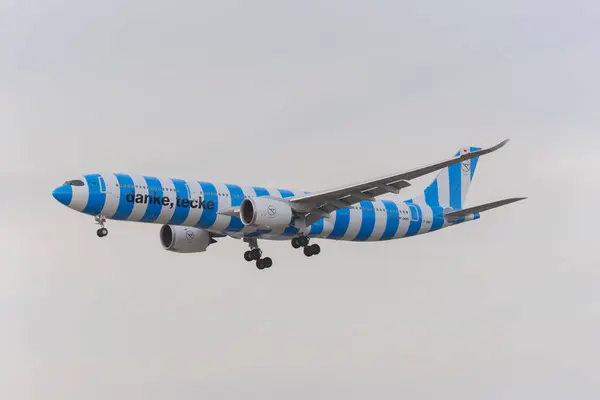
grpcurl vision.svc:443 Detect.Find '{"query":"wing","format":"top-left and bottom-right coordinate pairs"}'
top-left (290, 139), bottom-right (510, 225)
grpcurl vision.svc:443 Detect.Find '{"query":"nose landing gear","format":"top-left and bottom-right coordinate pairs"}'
top-left (95, 215), bottom-right (108, 237)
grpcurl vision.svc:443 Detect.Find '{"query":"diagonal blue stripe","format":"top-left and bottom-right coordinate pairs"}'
top-left (448, 163), bottom-right (462, 210)
top-left (309, 218), bottom-right (324, 236)
top-left (328, 208), bottom-right (351, 239)
top-left (430, 207), bottom-right (445, 232)
top-left (380, 200), bottom-right (399, 240)
top-left (82, 174), bottom-right (106, 215)
top-left (424, 180), bottom-right (440, 207)
top-left (355, 201), bottom-right (376, 241)
top-left (112, 174), bottom-right (135, 220)
top-left (278, 189), bottom-right (294, 198)
top-left (140, 176), bottom-right (163, 223)
top-left (225, 183), bottom-right (244, 232)
top-left (423, 180), bottom-right (444, 231)
top-left (253, 186), bottom-right (270, 197)
top-left (168, 179), bottom-right (191, 225)
top-left (196, 181), bottom-right (218, 229)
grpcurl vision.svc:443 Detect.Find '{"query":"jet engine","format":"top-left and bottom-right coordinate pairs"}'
top-left (240, 197), bottom-right (294, 229)
top-left (159, 225), bottom-right (216, 253)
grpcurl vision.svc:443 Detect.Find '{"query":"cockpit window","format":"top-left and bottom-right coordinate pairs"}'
top-left (64, 180), bottom-right (84, 186)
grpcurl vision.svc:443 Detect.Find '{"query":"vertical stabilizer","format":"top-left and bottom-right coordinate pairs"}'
top-left (411, 146), bottom-right (482, 210)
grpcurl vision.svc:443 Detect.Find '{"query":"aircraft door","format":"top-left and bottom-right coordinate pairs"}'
top-left (93, 174), bottom-right (117, 215)
top-left (98, 176), bottom-right (108, 194)
top-left (407, 203), bottom-right (420, 222)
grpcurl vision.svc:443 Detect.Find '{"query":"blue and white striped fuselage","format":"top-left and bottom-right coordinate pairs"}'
top-left (54, 173), bottom-right (479, 242)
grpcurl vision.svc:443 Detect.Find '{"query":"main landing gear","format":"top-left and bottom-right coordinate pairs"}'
top-left (291, 236), bottom-right (321, 257)
top-left (95, 215), bottom-right (108, 238)
top-left (243, 238), bottom-right (273, 270)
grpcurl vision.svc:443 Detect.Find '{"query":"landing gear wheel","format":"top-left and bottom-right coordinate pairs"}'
top-left (298, 236), bottom-right (309, 247)
top-left (303, 244), bottom-right (320, 257)
top-left (303, 246), bottom-right (314, 257)
top-left (244, 251), bottom-right (253, 262)
top-left (291, 237), bottom-right (301, 249)
top-left (97, 228), bottom-right (108, 238)
top-left (250, 248), bottom-right (262, 260)
top-left (310, 244), bottom-right (320, 255)
top-left (255, 257), bottom-right (273, 269)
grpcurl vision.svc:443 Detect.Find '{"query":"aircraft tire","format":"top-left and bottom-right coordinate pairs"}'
top-left (97, 228), bottom-right (108, 237)
top-left (298, 236), bottom-right (309, 247)
top-left (310, 244), bottom-right (320, 255)
top-left (303, 246), bottom-right (313, 257)
top-left (250, 249), bottom-right (262, 260)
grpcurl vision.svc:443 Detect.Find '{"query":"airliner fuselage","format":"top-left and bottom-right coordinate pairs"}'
top-left (52, 140), bottom-right (524, 269)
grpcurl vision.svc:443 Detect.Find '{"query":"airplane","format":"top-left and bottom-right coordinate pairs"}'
top-left (52, 139), bottom-right (525, 270)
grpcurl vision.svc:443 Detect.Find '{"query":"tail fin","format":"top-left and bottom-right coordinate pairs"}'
top-left (411, 146), bottom-right (482, 210)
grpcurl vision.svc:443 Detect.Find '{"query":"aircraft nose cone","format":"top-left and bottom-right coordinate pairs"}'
top-left (52, 185), bottom-right (73, 206)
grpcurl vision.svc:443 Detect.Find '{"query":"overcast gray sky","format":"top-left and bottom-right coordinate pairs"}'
top-left (1, 1), bottom-right (599, 399)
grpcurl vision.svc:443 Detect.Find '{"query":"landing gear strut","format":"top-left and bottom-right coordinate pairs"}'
top-left (243, 238), bottom-right (273, 270)
top-left (95, 215), bottom-right (108, 238)
top-left (292, 235), bottom-right (320, 257)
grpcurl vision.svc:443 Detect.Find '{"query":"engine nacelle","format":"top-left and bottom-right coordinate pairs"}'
top-left (240, 197), bottom-right (294, 229)
top-left (159, 225), bottom-right (214, 253)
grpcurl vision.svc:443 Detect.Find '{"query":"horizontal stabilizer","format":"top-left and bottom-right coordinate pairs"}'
top-left (444, 197), bottom-right (526, 222)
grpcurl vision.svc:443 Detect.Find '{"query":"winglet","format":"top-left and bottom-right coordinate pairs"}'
top-left (489, 138), bottom-right (509, 152)
top-left (458, 138), bottom-right (509, 161)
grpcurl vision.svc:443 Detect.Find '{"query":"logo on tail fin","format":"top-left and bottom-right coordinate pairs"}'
top-left (461, 160), bottom-right (471, 173)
